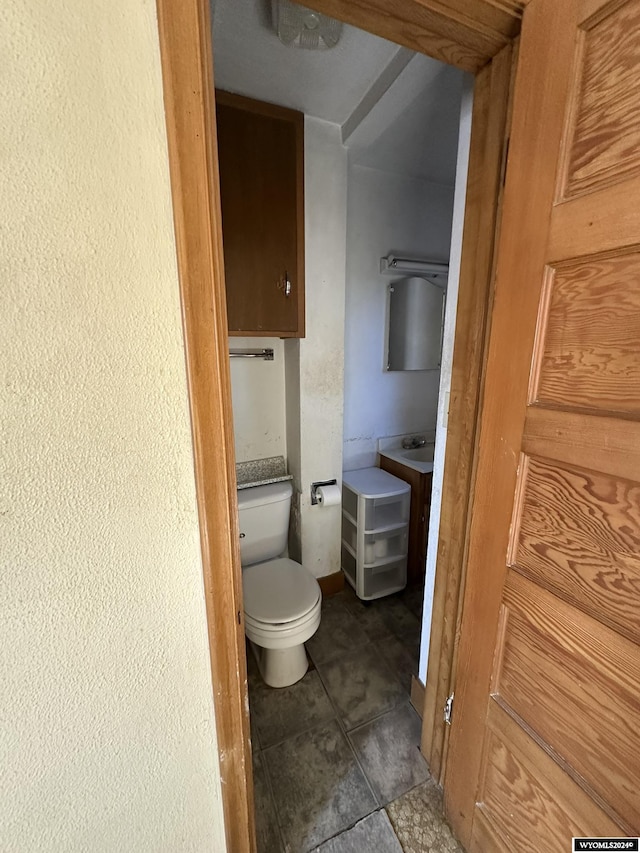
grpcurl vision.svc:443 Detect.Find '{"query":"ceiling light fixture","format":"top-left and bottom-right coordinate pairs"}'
top-left (272, 0), bottom-right (343, 50)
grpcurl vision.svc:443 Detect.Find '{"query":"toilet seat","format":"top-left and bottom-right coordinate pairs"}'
top-left (244, 604), bottom-right (320, 648)
top-left (243, 558), bottom-right (321, 625)
top-left (244, 601), bottom-right (319, 635)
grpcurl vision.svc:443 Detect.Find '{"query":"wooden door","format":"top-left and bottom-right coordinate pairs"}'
top-left (445, 0), bottom-right (640, 848)
top-left (216, 91), bottom-right (305, 337)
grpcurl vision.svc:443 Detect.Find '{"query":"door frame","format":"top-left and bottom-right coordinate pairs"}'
top-left (421, 39), bottom-right (516, 784)
top-left (155, 1), bottom-right (525, 849)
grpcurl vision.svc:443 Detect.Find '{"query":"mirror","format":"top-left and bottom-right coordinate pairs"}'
top-left (386, 276), bottom-right (445, 371)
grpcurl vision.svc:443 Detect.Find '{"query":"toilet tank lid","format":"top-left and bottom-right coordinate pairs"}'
top-left (237, 480), bottom-right (293, 510)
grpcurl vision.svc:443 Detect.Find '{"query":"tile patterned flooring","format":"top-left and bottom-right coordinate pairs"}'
top-left (248, 581), bottom-right (464, 852)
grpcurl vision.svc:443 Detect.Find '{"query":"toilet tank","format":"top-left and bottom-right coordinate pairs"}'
top-left (237, 480), bottom-right (293, 566)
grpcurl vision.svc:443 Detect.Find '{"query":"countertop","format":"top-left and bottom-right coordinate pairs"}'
top-left (378, 447), bottom-right (434, 475)
top-left (236, 455), bottom-right (293, 490)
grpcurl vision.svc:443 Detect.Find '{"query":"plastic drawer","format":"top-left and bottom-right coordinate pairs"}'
top-left (341, 515), bottom-right (357, 553)
top-left (363, 526), bottom-right (408, 566)
top-left (362, 558), bottom-right (407, 600)
top-left (363, 492), bottom-right (410, 531)
top-left (342, 485), bottom-right (358, 522)
top-left (341, 544), bottom-right (357, 586)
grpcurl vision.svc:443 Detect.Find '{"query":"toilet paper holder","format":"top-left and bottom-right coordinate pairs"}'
top-left (311, 479), bottom-right (338, 506)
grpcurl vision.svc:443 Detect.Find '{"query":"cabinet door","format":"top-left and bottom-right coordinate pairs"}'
top-left (216, 91), bottom-right (304, 337)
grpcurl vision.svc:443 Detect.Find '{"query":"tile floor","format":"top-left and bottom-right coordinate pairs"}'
top-left (248, 580), bottom-right (463, 853)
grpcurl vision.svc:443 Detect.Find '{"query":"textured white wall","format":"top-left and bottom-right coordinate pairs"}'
top-left (343, 165), bottom-right (455, 471)
top-left (230, 337), bottom-right (287, 463)
top-left (286, 117), bottom-right (348, 577)
top-left (0, 2), bottom-right (226, 851)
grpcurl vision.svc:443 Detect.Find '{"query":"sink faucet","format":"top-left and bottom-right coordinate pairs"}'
top-left (401, 434), bottom-right (426, 449)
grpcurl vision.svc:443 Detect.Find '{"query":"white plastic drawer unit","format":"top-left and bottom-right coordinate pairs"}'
top-left (341, 467), bottom-right (410, 601)
top-left (363, 559), bottom-right (407, 600)
top-left (362, 527), bottom-right (408, 566)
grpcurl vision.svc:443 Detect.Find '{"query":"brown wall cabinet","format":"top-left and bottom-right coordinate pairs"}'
top-left (215, 91), bottom-right (305, 337)
top-left (378, 456), bottom-right (432, 586)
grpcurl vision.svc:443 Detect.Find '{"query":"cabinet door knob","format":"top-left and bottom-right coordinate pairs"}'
top-left (284, 272), bottom-right (291, 297)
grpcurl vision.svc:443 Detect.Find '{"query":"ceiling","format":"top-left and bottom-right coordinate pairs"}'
top-left (346, 55), bottom-right (464, 185)
top-left (212, 0), bottom-right (466, 184)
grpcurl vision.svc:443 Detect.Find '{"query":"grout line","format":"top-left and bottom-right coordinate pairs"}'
top-left (310, 662), bottom-right (381, 810)
top-left (312, 660), bottom-right (410, 811)
top-left (254, 748), bottom-right (288, 853)
top-left (260, 711), bottom-right (379, 853)
top-left (306, 627), bottom-right (371, 669)
top-left (345, 699), bottom-right (430, 812)
top-left (339, 716), bottom-right (381, 809)
top-left (257, 709), bottom-right (339, 754)
top-left (345, 696), bottom-right (416, 738)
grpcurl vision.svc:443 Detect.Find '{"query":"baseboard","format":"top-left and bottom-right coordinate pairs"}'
top-left (318, 570), bottom-right (345, 597)
top-left (411, 674), bottom-right (426, 719)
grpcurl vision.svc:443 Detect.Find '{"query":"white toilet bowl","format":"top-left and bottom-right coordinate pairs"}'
top-left (243, 557), bottom-right (321, 688)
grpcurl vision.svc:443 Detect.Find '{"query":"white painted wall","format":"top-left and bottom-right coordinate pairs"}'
top-left (343, 165), bottom-right (455, 471)
top-left (1, 2), bottom-right (226, 850)
top-left (419, 77), bottom-right (475, 683)
top-left (230, 337), bottom-right (287, 463)
top-left (228, 118), bottom-right (347, 579)
top-left (286, 117), bottom-right (348, 577)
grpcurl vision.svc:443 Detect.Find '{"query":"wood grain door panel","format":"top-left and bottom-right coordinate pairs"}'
top-left (474, 702), bottom-right (622, 851)
top-left (497, 574), bottom-right (640, 830)
top-left (512, 455), bottom-right (640, 642)
top-left (532, 254), bottom-right (640, 414)
top-left (476, 731), bottom-right (584, 852)
top-left (445, 0), bottom-right (640, 847)
top-left (561, 0), bottom-right (640, 199)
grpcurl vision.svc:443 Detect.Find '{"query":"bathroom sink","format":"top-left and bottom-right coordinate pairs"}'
top-left (400, 446), bottom-right (434, 464)
top-left (378, 443), bottom-right (435, 474)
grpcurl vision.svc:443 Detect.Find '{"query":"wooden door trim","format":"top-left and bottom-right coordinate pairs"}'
top-left (305, 0), bottom-right (531, 72)
top-left (420, 39), bottom-right (516, 782)
top-left (155, 1), bottom-right (255, 851)
top-left (155, 1), bottom-right (525, 850)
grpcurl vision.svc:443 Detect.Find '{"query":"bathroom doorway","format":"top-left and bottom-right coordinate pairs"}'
top-left (208, 2), bottom-right (475, 849)
top-left (157, 0), bottom-right (516, 848)
top-left (212, 0), bottom-right (469, 664)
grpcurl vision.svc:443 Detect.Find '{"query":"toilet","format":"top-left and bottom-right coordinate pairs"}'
top-left (237, 480), bottom-right (322, 688)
